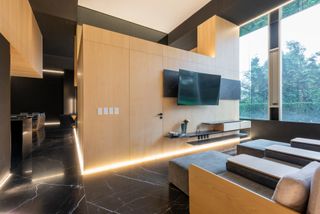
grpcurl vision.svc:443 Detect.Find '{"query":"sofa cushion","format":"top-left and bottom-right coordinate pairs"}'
top-left (272, 161), bottom-right (320, 212)
top-left (307, 167), bottom-right (320, 214)
top-left (168, 151), bottom-right (230, 195)
top-left (265, 145), bottom-right (320, 166)
top-left (291, 137), bottom-right (320, 152)
top-left (219, 171), bottom-right (274, 199)
top-left (237, 139), bottom-right (289, 158)
top-left (227, 154), bottom-right (299, 189)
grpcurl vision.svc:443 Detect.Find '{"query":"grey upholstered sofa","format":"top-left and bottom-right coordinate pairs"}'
top-left (237, 139), bottom-right (289, 157)
top-left (189, 159), bottom-right (320, 214)
top-left (169, 151), bottom-right (230, 195)
top-left (170, 150), bottom-right (320, 214)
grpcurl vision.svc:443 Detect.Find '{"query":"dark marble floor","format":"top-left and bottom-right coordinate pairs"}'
top-left (0, 127), bottom-right (87, 213)
top-left (0, 127), bottom-right (189, 214)
top-left (84, 161), bottom-right (189, 214)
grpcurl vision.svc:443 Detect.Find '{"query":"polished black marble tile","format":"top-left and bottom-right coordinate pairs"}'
top-left (83, 161), bottom-right (189, 214)
top-left (0, 127), bottom-right (190, 214)
top-left (0, 127), bottom-right (87, 214)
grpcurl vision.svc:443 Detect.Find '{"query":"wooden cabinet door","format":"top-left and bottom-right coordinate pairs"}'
top-left (130, 50), bottom-right (163, 159)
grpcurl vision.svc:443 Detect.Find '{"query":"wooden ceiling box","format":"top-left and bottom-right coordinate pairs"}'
top-left (0, 0), bottom-right (43, 78)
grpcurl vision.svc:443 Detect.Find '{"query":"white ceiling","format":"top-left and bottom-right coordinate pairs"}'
top-left (78, 0), bottom-right (211, 33)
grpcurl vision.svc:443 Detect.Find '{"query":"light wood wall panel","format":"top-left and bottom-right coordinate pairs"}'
top-left (0, 0), bottom-right (43, 78)
top-left (197, 17), bottom-right (216, 57)
top-left (161, 44), bottom-right (239, 153)
top-left (197, 15), bottom-right (239, 80)
top-left (129, 48), bottom-right (163, 159)
top-left (77, 34), bottom-right (84, 165)
top-left (74, 25), bottom-right (84, 87)
top-left (82, 37), bottom-right (130, 169)
top-left (77, 19), bottom-right (239, 171)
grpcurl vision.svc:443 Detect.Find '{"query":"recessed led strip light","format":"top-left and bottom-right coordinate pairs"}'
top-left (73, 128), bottom-right (84, 174)
top-left (45, 121), bottom-right (61, 126)
top-left (42, 69), bottom-right (64, 75)
top-left (81, 137), bottom-right (242, 176)
top-left (0, 173), bottom-right (12, 189)
top-left (32, 173), bottom-right (64, 183)
top-left (239, 0), bottom-right (294, 27)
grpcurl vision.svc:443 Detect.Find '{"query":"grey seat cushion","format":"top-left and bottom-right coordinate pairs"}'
top-left (265, 145), bottom-right (320, 166)
top-left (219, 171), bottom-right (274, 199)
top-left (237, 139), bottom-right (289, 158)
top-left (291, 138), bottom-right (320, 152)
top-left (169, 151), bottom-right (230, 195)
top-left (227, 154), bottom-right (299, 189)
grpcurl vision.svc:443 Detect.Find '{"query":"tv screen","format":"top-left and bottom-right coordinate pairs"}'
top-left (177, 69), bottom-right (221, 105)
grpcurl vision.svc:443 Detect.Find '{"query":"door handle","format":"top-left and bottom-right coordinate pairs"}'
top-left (156, 113), bottom-right (163, 119)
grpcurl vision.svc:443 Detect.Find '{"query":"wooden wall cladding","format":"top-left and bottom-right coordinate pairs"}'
top-left (82, 32), bottom-right (131, 168)
top-left (198, 16), bottom-right (239, 80)
top-left (78, 20), bottom-right (239, 170)
top-left (0, 0), bottom-right (43, 78)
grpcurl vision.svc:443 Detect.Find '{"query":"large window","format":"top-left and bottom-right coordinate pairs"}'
top-left (281, 0), bottom-right (320, 123)
top-left (240, 16), bottom-right (269, 119)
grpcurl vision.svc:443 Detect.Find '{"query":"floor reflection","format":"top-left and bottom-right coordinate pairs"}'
top-left (0, 127), bottom-right (86, 214)
top-left (0, 127), bottom-right (189, 214)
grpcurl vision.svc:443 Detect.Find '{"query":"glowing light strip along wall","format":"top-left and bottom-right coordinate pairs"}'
top-left (239, 0), bottom-right (294, 26)
top-left (84, 138), bottom-right (240, 176)
top-left (73, 127), bottom-right (250, 176)
top-left (42, 69), bottom-right (65, 75)
top-left (73, 128), bottom-right (84, 174)
top-left (45, 122), bottom-right (61, 126)
top-left (0, 173), bottom-right (12, 189)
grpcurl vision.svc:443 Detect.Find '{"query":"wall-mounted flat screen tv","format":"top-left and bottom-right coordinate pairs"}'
top-left (177, 69), bottom-right (221, 105)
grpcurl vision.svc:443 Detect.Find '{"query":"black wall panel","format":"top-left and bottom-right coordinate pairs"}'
top-left (63, 70), bottom-right (76, 114)
top-left (251, 120), bottom-right (320, 143)
top-left (0, 34), bottom-right (11, 181)
top-left (11, 74), bottom-right (64, 121)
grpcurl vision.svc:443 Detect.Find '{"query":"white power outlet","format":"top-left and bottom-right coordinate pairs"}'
top-left (114, 107), bottom-right (120, 115)
top-left (97, 107), bottom-right (103, 115)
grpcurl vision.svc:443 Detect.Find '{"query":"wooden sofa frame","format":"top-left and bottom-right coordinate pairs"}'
top-left (189, 165), bottom-right (299, 214)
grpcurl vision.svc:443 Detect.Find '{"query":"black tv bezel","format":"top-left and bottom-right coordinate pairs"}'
top-left (177, 69), bottom-right (221, 106)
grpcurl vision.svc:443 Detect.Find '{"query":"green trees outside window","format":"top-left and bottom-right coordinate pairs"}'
top-left (281, 1), bottom-right (320, 123)
top-left (240, 0), bottom-right (320, 123)
top-left (240, 16), bottom-right (269, 120)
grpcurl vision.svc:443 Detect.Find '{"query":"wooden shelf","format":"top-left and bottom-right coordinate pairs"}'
top-left (187, 133), bottom-right (247, 146)
top-left (166, 130), bottom-right (223, 139)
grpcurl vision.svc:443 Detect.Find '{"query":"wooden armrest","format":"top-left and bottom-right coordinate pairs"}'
top-left (189, 165), bottom-right (299, 214)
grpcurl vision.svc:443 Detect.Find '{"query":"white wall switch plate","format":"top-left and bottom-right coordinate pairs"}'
top-left (109, 107), bottom-right (114, 115)
top-left (114, 107), bottom-right (119, 115)
top-left (103, 107), bottom-right (109, 115)
top-left (97, 107), bottom-right (103, 115)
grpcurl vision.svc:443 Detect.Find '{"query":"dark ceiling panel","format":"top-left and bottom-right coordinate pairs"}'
top-left (29, 0), bottom-right (77, 70)
top-left (28, 0), bottom-right (77, 21)
top-left (43, 54), bottom-right (74, 71)
top-left (169, 29), bottom-right (197, 50)
top-left (78, 6), bottom-right (167, 43)
top-left (27, 0), bottom-right (292, 69)
top-left (34, 12), bottom-right (75, 58)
